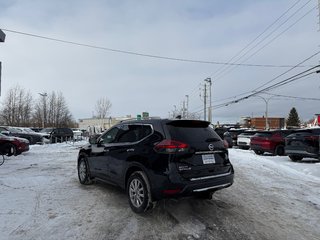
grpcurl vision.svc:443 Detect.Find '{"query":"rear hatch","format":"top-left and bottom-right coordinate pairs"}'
top-left (164, 120), bottom-right (232, 180)
top-left (251, 132), bottom-right (272, 147)
top-left (285, 131), bottom-right (319, 155)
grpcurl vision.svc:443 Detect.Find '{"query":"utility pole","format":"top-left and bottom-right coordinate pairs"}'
top-left (38, 92), bottom-right (47, 128)
top-left (0, 29), bottom-right (6, 96)
top-left (205, 78), bottom-right (212, 122)
top-left (185, 95), bottom-right (189, 119)
top-left (182, 100), bottom-right (186, 119)
top-left (318, 0), bottom-right (320, 31)
top-left (203, 83), bottom-right (207, 121)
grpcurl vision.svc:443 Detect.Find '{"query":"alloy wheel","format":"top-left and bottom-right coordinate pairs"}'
top-left (79, 160), bottom-right (87, 182)
top-left (129, 178), bottom-right (145, 208)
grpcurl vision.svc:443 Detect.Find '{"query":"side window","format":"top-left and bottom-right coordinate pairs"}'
top-left (138, 125), bottom-right (152, 139)
top-left (101, 127), bottom-right (120, 144)
top-left (116, 125), bottom-right (153, 143)
top-left (117, 125), bottom-right (138, 143)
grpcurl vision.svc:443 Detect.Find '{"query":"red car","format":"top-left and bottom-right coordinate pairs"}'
top-left (250, 130), bottom-right (296, 156)
top-left (0, 133), bottom-right (30, 156)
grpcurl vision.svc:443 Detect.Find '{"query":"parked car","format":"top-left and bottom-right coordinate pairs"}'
top-left (285, 128), bottom-right (320, 161)
top-left (250, 130), bottom-right (296, 156)
top-left (77, 119), bottom-right (234, 213)
top-left (223, 131), bottom-right (233, 148)
top-left (17, 127), bottom-right (50, 144)
top-left (0, 126), bottom-right (45, 145)
top-left (50, 128), bottom-right (74, 143)
top-left (237, 131), bottom-right (257, 150)
top-left (40, 128), bottom-right (53, 137)
top-left (0, 133), bottom-right (29, 156)
top-left (72, 128), bottom-right (83, 141)
top-left (228, 129), bottom-right (247, 146)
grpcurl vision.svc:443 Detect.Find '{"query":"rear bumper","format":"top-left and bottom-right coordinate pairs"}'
top-left (150, 167), bottom-right (234, 200)
top-left (285, 148), bottom-right (319, 159)
top-left (17, 143), bottom-right (29, 153)
top-left (237, 141), bottom-right (250, 149)
top-left (250, 144), bottom-right (274, 154)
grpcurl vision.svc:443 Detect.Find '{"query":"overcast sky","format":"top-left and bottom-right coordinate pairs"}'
top-left (0, 0), bottom-right (319, 124)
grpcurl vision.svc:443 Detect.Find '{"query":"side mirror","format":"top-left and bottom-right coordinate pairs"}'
top-left (89, 135), bottom-right (103, 145)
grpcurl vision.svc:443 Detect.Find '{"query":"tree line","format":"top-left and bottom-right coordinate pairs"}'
top-left (0, 85), bottom-right (75, 128)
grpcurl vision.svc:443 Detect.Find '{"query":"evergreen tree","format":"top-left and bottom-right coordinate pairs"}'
top-left (286, 107), bottom-right (300, 127)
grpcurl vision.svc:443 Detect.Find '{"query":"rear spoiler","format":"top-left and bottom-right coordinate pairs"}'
top-left (166, 120), bottom-right (211, 128)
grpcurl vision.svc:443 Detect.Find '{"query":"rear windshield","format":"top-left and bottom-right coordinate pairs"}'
top-left (166, 124), bottom-right (221, 143)
top-left (288, 129), bottom-right (320, 136)
top-left (239, 132), bottom-right (256, 136)
top-left (254, 132), bottom-right (272, 137)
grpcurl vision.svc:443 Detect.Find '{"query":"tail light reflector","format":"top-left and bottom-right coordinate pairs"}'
top-left (162, 189), bottom-right (181, 195)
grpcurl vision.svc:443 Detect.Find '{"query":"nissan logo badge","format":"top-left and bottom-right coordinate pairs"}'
top-left (208, 144), bottom-right (214, 151)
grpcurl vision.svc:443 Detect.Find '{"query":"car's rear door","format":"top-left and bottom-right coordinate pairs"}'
top-left (106, 124), bottom-right (153, 185)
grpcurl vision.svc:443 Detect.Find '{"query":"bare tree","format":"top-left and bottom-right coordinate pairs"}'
top-left (95, 97), bottom-right (112, 119)
top-left (33, 91), bottom-right (73, 127)
top-left (0, 85), bottom-right (33, 126)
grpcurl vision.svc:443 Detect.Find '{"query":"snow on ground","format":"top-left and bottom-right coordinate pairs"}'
top-left (0, 143), bottom-right (319, 240)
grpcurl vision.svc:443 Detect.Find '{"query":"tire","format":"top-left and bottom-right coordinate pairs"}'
top-left (289, 155), bottom-right (303, 162)
top-left (3, 143), bottom-right (17, 156)
top-left (28, 137), bottom-right (34, 145)
top-left (77, 154), bottom-right (92, 185)
top-left (275, 145), bottom-right (285, 156)
top-left (254, 150), bottom-right (264, 155)
top-left (127, 171), bottom-right (152, 214)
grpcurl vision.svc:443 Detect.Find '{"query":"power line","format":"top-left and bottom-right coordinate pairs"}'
top-left (1, 27), bottom-right (312, 68)
top-left (263, 92), bottom-right (320, 101)
top-left (252, 50), bottom-right (320, 92)
top-left (222, 67), bottom-right (319, 106)
top-left (212, 0), bottom-right (308, 78)
top-left (214, 4), bottom-right (317, 81)
top-left (183, 0), bottom-right (315, 104)
top-left (190, 64), bottom-right (320, 114)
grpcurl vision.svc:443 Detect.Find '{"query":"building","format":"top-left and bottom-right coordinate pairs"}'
top-left (250, 117), bottom-right (285, 130)
top-left (78, 116), bottom-right (132, 133)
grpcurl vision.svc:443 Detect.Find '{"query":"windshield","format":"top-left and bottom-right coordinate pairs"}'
top-left (40, 128), bottom-right (53, 133)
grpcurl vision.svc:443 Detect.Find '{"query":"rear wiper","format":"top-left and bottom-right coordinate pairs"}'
top-left (205, 138), bottom-right (220, 142)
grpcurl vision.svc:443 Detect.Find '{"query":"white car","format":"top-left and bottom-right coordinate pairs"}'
top-left (72, 128), bottom-right (83, 141)
top-left (237, 131), bottom-right (257, 150)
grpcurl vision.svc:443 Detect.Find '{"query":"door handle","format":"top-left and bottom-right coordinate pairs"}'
top-left (127, 148), bottom-right (135, 152)
top-left (103, 149), bottom-right (110, 152)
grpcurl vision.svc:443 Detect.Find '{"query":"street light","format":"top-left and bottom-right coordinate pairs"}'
top-left (38, 92), bottom-right (47, 128)
top-left (254, 95), bottom-right (276, 130)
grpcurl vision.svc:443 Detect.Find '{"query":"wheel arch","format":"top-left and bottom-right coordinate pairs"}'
top-left (275, 144), bottom-right (285, 156)
top-left (124, 163), bottom-right (150, 190)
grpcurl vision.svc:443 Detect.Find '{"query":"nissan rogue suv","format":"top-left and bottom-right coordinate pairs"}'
top-left (77, 119), bottom-right (234, 213)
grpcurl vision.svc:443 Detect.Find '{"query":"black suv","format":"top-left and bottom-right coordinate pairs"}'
top-left (285, 128), bottom-right (320, 161)
top-left (77, 119), bottom-right (234, 213)
top-left (47, 128), bottom-right (74, 143)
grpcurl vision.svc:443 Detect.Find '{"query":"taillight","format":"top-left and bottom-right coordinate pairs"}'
top-left (154, 139), bottom-right (189, 154)
top-left (223, 140), bottom-right (229, 148)
top-left (305, 135), bottom-right (319, 141)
